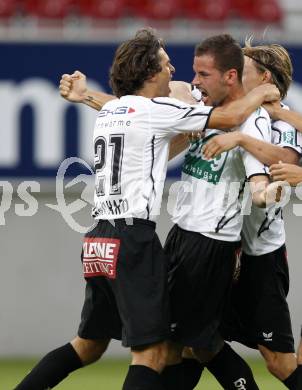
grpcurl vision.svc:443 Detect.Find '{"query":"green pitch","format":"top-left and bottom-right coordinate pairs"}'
top-left (1, 358), bottom-right (286, 389)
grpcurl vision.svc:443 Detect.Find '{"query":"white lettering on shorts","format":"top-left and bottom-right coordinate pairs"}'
top-left (82, 237), bottom-right (120, 279)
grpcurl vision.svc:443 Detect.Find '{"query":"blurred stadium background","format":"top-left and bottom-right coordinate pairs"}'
top-left (1, 0), bottom-right (302, 388)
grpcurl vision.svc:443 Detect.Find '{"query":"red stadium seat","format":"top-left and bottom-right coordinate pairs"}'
top-left (183, 0), bottom-right (230, 21)
top-left (231, 0), bottom-right (283, 22)
top-left (23, 0), bottom-right (74, 19)
top-left (231, 0), bottom-right (254, 19)
top-left (0, 0), bottom-right (19, 18)
top-left (76, 0), bottom-right (126, 19)
top-left (124, 0), bottom-right (147, 18)
top-left (126, 0), bottom-right (180, 20)
top-left (252, 0), bottom-right (283, 23)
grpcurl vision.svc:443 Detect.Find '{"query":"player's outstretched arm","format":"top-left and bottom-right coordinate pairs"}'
top-left (207, 84), bottom-right (280, 129)
top-left (270, 162), bottom-right (302, 186)
top-left (203, 132), bottom-right (300, 166)
top-left (59, 70), bottom-right (115, 110)
top-left (264, 103), bottom-right (302, 132)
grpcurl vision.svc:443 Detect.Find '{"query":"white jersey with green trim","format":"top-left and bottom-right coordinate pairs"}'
top-left (92, 95), bottom-right (213, 222)
top-left (242, 104), bottom-right (302, 256)
top-left (172, 107), bottom-right (271, 241)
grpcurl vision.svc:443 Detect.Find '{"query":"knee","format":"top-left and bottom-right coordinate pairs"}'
top-left (131, 341), bottom-right (169, 372)
top-left (156, 342), bottom-right (169, 371)
top-left (260, 349), bottom-right (297, 380)
top-left (165, 342), bottom-right (183, 365)
top-left (149, 342), bottom-right (169, 372)
top-left (71, 337), bottom-right (110, 366)
top-left (265, 357), bottom-right (286, 379)
top-left (298, 340), bottom-right (302, 365)
top-left (182, 346), bottom-right (195, 360)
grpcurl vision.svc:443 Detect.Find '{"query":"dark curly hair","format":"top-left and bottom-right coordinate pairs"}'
top-left (110, 28), bottom-right (165, 98)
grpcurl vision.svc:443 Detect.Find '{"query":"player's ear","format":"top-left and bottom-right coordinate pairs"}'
top-left (149, 72), bottom-right (158, 83)
top-left (225, 69), bottom-right (237, 85)
top-left (262, 70), bottom-right (272, 84)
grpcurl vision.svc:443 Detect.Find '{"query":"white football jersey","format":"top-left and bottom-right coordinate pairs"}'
top-left (92, 95), bottom-right (213, 221)
top-left (242, 104), bottom-right (302, 256)
top-left (172, 107), bottom-right (271, 241)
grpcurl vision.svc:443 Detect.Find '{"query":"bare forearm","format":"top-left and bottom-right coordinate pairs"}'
top-left (249, 176), bottom-right (269, 208)
top-left (250, 178), bottom-right (284, 208)
top-left (209, 90), bottom-right (268, 129)
top-left (82, 90), bottom-right (116, 110)
top-left (239, 134), bottom-right (299, 165)
top-left (273, 107), bottom-right (302, 132)
top-left (252, 187), bottom-right (280, 208)
top-left (169, 134), bottom-right (189, 160)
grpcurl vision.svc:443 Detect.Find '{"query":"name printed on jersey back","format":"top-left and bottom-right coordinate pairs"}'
top-left (93, 199), bottom-right (129, 218)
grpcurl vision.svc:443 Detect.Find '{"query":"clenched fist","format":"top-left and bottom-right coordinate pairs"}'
top-left (59, 70), bottom-right (87, 103)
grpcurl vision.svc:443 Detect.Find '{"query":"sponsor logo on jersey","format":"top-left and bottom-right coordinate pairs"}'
top-left (234, 378), bottom-right (247, 390)
top-left (98, 106), bottom-right (135, 117)
top-left (282, 131), bottom-right (295, 146)
top-left (182, 134), bottom-right (228, 184)
top-left (263, 331), bottom-right (273, 341)
top-left (82, 237), bottom-right (120, 279)
top-left (96, 119), bottom-right (131, 129)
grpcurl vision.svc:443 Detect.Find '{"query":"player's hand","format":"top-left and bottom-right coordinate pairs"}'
top-left (202, 132), bottom-right (241, 159)
top-left (59, 70), bottom-right (87, 102)
top-left (262, 101), bottom-right (281, 120)
top-left (270, 162), bottom-right (302, 186)
top-left (253, 83), bottom-right (280, 103)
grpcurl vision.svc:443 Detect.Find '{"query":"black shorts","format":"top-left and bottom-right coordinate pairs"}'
top-left (78, 218), bottom-right (170, 348)
top-left (222, 245), bottom-right (295, 353)
top-left (165, 224), bottom-right (240, 351)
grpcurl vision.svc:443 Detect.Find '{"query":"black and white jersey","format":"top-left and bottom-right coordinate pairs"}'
top-left (172, 107), bottom-right (271, 242)
top-left (92, 95), bottom-right (213, 221)
top-left (242, 104), bottom-right (302, 256)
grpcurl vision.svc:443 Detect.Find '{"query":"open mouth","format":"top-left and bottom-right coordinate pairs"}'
top-left (199, 87), bottom-right (208, 98)
top-left (191, 85), bottom-right (202, 102)
top-left (191, 85), bottom-right (210, 104)
top-left (199, 88), bottom-right (209, 104)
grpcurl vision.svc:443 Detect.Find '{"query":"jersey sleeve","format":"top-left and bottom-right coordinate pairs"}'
top-left (240, 109), bottom-right (271, 179)
top-left (272, 119), bottom-right (302, 155)
top-left (150, 97), bottom-right (214, 136)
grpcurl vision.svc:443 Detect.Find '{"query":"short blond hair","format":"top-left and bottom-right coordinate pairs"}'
top-left (243, 38), bottom-right (292, 99)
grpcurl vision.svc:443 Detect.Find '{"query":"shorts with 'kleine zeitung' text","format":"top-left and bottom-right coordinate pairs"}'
top-left (78, 218), bottom-right (170, 348)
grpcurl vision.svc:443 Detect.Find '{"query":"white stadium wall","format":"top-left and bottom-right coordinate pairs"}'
top-left (1, 187), bottom-right (302, 358)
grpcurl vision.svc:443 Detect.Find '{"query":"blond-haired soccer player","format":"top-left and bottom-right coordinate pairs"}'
top-left (204, 40), bottom-right (302, 390)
